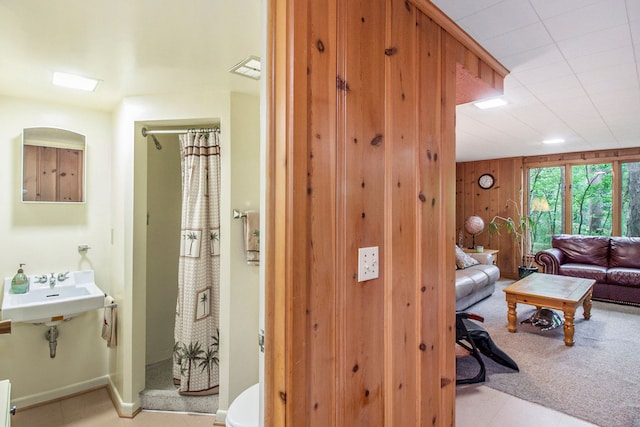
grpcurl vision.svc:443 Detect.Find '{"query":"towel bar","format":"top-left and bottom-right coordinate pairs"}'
top-left (104, 293), bottom-right (117, 308)
top-left (233, 209), bottom-right (247, 219)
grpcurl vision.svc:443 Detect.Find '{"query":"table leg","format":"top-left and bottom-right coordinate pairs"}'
top-left (583, 291), bottom-right (593, 320)
top-left (507, 301), bottom-right (517, 333)
top-left (563, 308), bottom-right (576, 346)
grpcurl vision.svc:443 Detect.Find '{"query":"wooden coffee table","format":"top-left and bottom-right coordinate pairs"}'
top-left (503, 273), bottom-right (595, 346)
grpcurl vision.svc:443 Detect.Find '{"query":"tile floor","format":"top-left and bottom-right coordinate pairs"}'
top-left (12, 384), bottom-right (599, 426)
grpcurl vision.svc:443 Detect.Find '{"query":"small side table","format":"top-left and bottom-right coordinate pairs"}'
top-left (463, 248), bottom-right (499, 265)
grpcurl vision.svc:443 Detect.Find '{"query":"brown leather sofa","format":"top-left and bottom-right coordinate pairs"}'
top-left (534, 234), bottom-right (640, 306)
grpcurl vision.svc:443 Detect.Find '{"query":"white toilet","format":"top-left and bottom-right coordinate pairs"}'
top-left (226, 383), bottom-right (259, 427)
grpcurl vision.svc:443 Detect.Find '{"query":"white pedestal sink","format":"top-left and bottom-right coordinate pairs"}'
top-left (1, 270), bottom-right (105, 325)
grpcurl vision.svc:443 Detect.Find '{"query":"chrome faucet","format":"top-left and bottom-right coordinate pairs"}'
top-left (49, 273), bottom-right (56, 287)
top-left (57, 272), bottom-right (70, 282)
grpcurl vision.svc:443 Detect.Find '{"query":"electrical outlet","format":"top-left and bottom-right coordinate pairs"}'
top-left (358, 246), bottom-right (379, 282)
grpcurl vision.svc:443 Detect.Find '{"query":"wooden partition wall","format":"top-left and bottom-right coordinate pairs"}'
top-left (456, 158), bottom-right (524, 278)
top-left (266, 1), bottom-right (508, 425)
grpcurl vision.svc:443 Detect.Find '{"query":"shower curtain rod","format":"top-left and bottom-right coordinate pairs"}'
top-left (141, 127), bottom-right (220, 137)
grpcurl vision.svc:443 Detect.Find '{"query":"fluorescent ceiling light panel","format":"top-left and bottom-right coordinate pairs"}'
top-left (474, 98), bottom-right (507, 109)
top-left (542, 138), bottom-right (565, 144)
top-left (230, 56), bottom-right (261, 80)
top-left (52, 72), bottom-right (99, 91)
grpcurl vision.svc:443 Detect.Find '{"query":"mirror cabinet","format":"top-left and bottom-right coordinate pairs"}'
top-left (22, 127), bottom-right (85, 203)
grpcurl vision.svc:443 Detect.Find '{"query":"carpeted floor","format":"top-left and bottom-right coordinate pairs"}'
top-left (457, 278), bottom-right (640, 427)
top-left (141, 358), bottom-right (218, 414)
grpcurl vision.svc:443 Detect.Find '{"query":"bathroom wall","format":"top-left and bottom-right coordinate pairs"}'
top-left (145, 132), bottom-right (181, 365)
top-left (0, 95), bottom-right (112, 406)
top-left (111, 89), bottom-right (259, 416)
top-left (227, 92), bottom-right (260, 402)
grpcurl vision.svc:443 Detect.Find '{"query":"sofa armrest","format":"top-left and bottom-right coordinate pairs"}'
top-left (534, 248), bottom-right (564, 275)
top-left (468, 253), bottom-right (494, 265)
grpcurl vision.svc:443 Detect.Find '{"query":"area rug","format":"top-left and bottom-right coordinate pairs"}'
top-left (456, 279), bottom-right (640, 427)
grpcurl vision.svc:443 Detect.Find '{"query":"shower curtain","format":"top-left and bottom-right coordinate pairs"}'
top-left (173, 131), bottom-right (220, 395)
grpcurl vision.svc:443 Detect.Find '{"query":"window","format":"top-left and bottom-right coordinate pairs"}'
top-left (529, 167), bottom-right (564, 252)
top-left (621, 162), bottom-right (640, 236)
top-left (570, 164), bottom-right (612, 236)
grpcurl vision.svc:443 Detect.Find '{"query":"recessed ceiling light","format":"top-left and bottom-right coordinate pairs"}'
top-left (542, 138), bottom-right (565, 144)
top-left (473, 98), bottom-right (507, 109)
top-left (230, 56), bottom-right (261, 80)
top-left (52, 72), bottom-right (99, 91)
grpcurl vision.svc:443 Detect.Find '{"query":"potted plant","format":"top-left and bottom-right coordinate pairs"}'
top-left (488, 199), bottom-right (537, 279)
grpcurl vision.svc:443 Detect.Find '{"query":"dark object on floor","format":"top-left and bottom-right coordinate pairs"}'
top-left (521, 308), bottom-right (564, 331)
top-left (456, 312), bottom-right (519, 385)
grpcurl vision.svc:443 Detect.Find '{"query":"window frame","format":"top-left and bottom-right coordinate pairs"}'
top-left (524, 155), bottom-right (639, 238)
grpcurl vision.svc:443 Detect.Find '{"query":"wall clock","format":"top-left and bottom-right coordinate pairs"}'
top-left (478, 173), bottom-right (495, 189)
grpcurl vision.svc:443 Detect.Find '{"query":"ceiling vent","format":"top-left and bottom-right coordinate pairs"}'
top-left (230, 56), bottom-right (261, 80)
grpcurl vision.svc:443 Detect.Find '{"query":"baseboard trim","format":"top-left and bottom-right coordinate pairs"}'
top-left (106, 376), bottom-right (141, 418)
top-left (216, 408), bottom-right (227, 425)
top-left (12, 376), bottom-right (109, 410)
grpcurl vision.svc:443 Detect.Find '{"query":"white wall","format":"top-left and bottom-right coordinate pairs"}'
top-left (145, 133), bottom-right (181, 365)
top-left (111, 89), bottom-right (260, 416)
top-left (227, 92), bottom-right (261, 402)
top-left (0, 95), bottom-right (112, 407)
top-left (0, 90), bottom-right (260, 416)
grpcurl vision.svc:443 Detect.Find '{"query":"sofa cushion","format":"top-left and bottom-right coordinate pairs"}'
top-left (559, 263), bottom-right (608, 283)
top-left (607, 268), bottom-right (640, 287)
top-left (455, 246), bottom-right (479, 269)
top-left (552, 234), bottom-right (609, 266)
top-left (609, 237), bottom-right (640, 269)
top-left (455, 274), bottom-right (475, 300)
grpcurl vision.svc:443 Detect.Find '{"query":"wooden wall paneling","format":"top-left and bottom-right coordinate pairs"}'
top-left (524, 147), bottom-right (640, 167)
top-left (460, 163), bottom-right (475, 248)
top-left (455, 163), bottom-right (465, 246)
top-left (472, 159), bottom-right (492, 247)
top-left (496, 158), bottom-right (520, 277)
top-left (478, 60), bottom-right (494, 88)
top-left (58, 148), bottom-right (83, 202)
top-left (264, 0), bottom-right (285, 423)
top-left (439, 31), bottom-right (459, 427)
top-left (385, 0), bottom-right (419, 424)
top-left (340, 0), bottom-right (386, 424)
top-left (456, 158), bottom-right (524, 278)
top-left (286, 0), bottom-right (311, 421)
top-left (307, 0), bottom-right (338, 424)
top-left (268, 0), bottom-right (508, 424)
top-left (40, 146), bottom-right (57, 201)
top-left (417, 14), bottom-right (447, 425)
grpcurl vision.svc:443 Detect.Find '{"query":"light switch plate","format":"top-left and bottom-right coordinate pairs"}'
top-left (358, 246), bottom-right (379, 282)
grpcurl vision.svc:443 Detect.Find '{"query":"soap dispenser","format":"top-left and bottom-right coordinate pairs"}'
top-left (11, 264), bottom-right (29, 294)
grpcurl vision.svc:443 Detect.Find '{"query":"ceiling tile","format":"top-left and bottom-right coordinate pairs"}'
top-left (481, 22), bottom-right (554, 58)
top-left (567, 45), bottom-right (635, 73)
top-left (499, 44), bottom-right (565, 72)
top-left (556, 24), bottom-right (631, 59)
top-left (578, 64), bottom-right (639, 95)
top-left (457, 0), bottom-right (539, 41)
top-left (529, 0), bottom-right (602, 20)
top-left (627, 0), bottom-right (640, 22)
top-left (542, 0), bottom-right (628, 41)
top-left (525, 74), bottom-right (586, 102)
top-left (511, 61), bottom-right (574, 86)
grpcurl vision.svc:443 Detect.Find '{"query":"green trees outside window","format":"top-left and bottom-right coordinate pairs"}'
top-left (622, 162), bottom-right (640, 236)
top-left (571, 164), bottom-right (612, 236)
top-left (528, 160), bottom-right (640, 253)
top-left (529, 167), bottom-right (564, 253)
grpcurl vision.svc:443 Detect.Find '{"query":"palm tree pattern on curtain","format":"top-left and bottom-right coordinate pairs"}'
top-left (173, 131), bottom-right (221, 395)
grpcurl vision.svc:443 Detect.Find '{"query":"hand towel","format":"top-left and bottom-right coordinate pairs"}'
top-left (243, 210), bottom-right (260, 265)
top-left (102, 296), bottom-right (117, 348)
